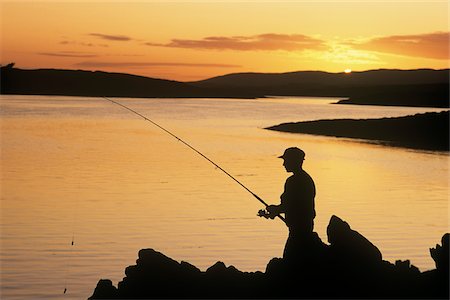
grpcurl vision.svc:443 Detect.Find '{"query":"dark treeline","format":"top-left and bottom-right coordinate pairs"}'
top-left (266, 111), bottom-right (450, 151)
top-left (1, 64), bottom-right (448, 108)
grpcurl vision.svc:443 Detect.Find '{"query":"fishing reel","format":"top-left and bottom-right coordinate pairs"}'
top-left (257, 209), bottom-right (273, 219)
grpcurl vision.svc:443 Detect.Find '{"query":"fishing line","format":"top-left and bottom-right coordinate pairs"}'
top-left (103, 97), bottom-right (286, 223)
top-left (63, 156), bottom-right (81, 294)
top-left (63, 226), bottom-right (75, 294)
top-left (63, 234), bottom-right (74, 295)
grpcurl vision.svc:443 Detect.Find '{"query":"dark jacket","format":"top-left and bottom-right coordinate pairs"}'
top-left (280, 170), bottom-right (316, 232)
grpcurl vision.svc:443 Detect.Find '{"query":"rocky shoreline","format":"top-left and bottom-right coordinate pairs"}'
top-left (266, 111), bottom-right (450, 152)
top-left (89, 215), bottom-right (449, 299)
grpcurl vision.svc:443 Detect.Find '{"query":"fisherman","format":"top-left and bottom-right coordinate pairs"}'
top-left (105, 96), bottom-right (321, 261)
top-left (260, 147), bottom-right (316, 260)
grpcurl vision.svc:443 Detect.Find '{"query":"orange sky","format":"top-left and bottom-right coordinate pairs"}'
top-left (1, 1), bottom-right (449, 81)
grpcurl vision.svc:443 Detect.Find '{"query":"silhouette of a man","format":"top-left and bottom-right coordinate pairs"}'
top-left (265, 147), bottom-right (316, 260)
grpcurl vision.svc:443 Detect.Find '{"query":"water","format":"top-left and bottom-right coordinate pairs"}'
top-left (1, 95), bottom-right (448, 299)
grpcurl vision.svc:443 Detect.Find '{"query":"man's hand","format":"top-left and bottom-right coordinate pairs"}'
top-left (258, 205), bottom-right (283, 220)
top-left (266, 205), bottom-right (280, 219)
top-left (257, 209), bottom-right (270, 219)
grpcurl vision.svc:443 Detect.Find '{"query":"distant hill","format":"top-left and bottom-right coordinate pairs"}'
top-left (1, 65), bottom-right (448, 107)
top-left (192, 69), bottom-right (448, 87)
top-left (266, 111), bottom-right (450, 151)
top-left (190, 69), bottom-right (449, 108)
top-left (0, 65), bottom-right (260, 99)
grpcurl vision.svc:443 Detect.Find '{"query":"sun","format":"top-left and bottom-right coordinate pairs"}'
top-left (344, 69), bottom-right (352, 74)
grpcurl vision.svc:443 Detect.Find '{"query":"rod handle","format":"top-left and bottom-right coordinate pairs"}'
top-left (252, 193), bottom-right (286, 223)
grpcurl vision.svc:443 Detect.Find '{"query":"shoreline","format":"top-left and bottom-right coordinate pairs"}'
top-left (266, 111), bottom-right (449, 152)
top-left (335, 99), bottom-right (450, 108)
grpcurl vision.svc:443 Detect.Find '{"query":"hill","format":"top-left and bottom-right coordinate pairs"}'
top-left (1, 65), bottom-right (448, 107)
top-left (266, 111), bottom-right (450, 151)
top-left (0, 65), bottom-right (260, 98)
top-left (191, 69), bottom-right (449, 107)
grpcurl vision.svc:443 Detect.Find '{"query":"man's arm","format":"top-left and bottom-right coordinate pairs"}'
top-left (258, 178), bottom-right (289, 220)
top-left (266, 204), bottom-right (285, 219)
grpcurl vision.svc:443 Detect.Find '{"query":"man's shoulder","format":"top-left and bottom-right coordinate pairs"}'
top-left (302, 170), bottom-right (314, 182)
top-left (287, 171), bottom-right (314, 184)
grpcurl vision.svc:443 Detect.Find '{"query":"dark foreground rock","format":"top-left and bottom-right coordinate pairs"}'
top-left (266, 111), bottom-right (450, 151)
top-left (89, 216), bottom-right (449, 299)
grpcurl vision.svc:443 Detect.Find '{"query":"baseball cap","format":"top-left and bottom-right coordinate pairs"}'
top-left (278, 147), bottom-right (305, 161)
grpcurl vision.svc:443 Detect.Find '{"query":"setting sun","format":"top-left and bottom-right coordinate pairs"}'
top-left (344, 69), bottom-right (352, 74)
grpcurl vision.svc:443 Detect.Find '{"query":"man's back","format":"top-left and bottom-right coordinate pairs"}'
top-left (281, 170), bottom-right (316, 233)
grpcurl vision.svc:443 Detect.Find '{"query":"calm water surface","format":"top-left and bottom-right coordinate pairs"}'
top-left (1, 95), bottom-right (448, 299)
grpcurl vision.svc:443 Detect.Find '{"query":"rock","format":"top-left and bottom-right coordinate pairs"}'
top-left (136, 248), bottom-right (179, 270)
top-left (327, 215), bottom-right (382, 268)
top-left (265, 257), bottom-right (286, 276)
top-left (180, 260), bottom-right (202, 275)
top-left (89, 217), bottom-right (449, 299)
top-left (395, 259), bottom-right (420, 275)
top-left (205, 261), bottom-right (228, 274)
top-left (422, 233), bottom-right (450, 299)
top-left (88, 279), bottom-right (118, 299)
top-left (430, 233), bottom-right (449, 273)
top-left (116, 248), bottom-right (204, 298)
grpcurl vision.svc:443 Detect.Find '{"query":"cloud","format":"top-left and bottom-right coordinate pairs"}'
top-left (60, 40), bottom-right (109, 48)
top-left (352, 32), bottom-right (449, 60)
top-left (38, 52), bottom-right (99, 58)
top-left (146, 33), bottom-right (325, 51)
top-left (89, 33), bottom-right (132, 41)
top-left (319, 47), bottom-right (383, 65)
top-left (74, 61), bottom-right (241, 68)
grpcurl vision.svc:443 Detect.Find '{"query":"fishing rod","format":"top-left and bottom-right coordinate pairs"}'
top-left (103, 97), bottom-right (286, 224)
